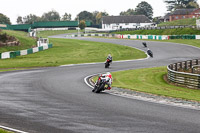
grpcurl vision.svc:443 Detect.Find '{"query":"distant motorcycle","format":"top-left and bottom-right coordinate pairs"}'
top-left (142, 42), bottom-right (147, 47)
top-left (92, 75), bottom-right (110, 93)
top-left (147, 49), bottom-right (153, 58)
top-left (105, 58), bottom-right (111, 68)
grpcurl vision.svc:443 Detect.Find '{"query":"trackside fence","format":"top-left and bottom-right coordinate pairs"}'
top-left (67, 34), bottom-right (200, 40)
top-left (167, 59), bottom-right (200, 89)
top-left (0, 44), bottom-right (53, 59)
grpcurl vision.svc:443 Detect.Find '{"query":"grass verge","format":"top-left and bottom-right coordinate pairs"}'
top-left (158, 18), bottom-right (196, 27)
top-left (0, 38), bottom-right (146, 68)
top-left (0, 30), bottom-right (36, 53)
top-left (0, 128), bottom-right (13, 133)
top-left (110, 67), bottom-right (200, 102)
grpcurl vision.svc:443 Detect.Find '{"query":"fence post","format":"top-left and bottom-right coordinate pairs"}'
top-left (171, 64), bottom-right (173, 70)
top-left (180, 62), bottom-right (182, 69)
top-left (198, 76), bottom-right (200, 88)
top-left (175, 63), bottom-right (177, 71)
top-left (185, 61), bottom-right (188, 70)
top-left (190, 60), bottom-right (192, 68)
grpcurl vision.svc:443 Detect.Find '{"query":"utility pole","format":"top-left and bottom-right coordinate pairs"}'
top-left (77, 16), bottom-right (80, 35)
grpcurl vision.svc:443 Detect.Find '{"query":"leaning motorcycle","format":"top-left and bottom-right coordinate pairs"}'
top-left (105, 59), bottom-right (111, 68)
top-left (147, 50), bottom-right (153, 58)
top-left (92, 76), bottom-right (109, 93)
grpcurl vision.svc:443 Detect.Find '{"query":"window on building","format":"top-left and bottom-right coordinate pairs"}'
top-left (176, 16), bottom-right (179, 19)
top-left (116, 23), bottom-right (119, 25)
top-left (182, 16), bottom-right (185, 18)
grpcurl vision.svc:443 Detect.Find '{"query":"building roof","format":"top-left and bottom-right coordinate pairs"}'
top-left (164, 13), bottom-right (171, 20)
top-left (102, 15), bottom-right (151, 24)
top-left (171, 8), bottom-right (197, 15)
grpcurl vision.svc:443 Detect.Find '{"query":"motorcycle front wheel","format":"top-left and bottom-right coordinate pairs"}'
top-left (95, 83), bottom-right (105, 93)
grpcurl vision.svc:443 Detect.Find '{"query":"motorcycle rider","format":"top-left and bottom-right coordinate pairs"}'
top-left (147, 48), bottom-right (153, 57)
top-left (106, 54), bottom-right (112, 63)
top-left (92, 72), bottom-right (112, 92)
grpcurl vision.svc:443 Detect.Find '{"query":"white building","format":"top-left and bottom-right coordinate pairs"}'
top-left (102, 15), bottom-right (152, 30)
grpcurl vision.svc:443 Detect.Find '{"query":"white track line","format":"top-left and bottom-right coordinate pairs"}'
top-left (0, 125), bottom-right (28, 133)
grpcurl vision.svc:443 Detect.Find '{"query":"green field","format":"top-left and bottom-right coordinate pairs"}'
top-left (0, 30), bottom-right (146, 68)
top-left (36, 30), bottom-right (80, 38)
top-left (0, 38), bottom-right (146, 68)
top-left (158, 18), bottom-right (196, 27)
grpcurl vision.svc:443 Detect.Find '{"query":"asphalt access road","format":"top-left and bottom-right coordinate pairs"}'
top-left (0, 36), bottom-right (200, 133)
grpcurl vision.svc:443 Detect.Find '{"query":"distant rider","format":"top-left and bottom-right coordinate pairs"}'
top-left (147, 48), bottom-right (153, 57)
top-left (106, 54), bottom-right (112, 63)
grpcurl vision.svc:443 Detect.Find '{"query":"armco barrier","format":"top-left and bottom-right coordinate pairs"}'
top-left (0, 44), bottom-right (53, 59)
top-left (67, 34), bottom-right (200, 40)
top-left (67, 34), bottom-right (169, 40)
top-left (167, 59), bottom-right (200, 89)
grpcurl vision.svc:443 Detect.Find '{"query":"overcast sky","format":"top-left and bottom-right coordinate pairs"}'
top-left (1, 0), bottom-right (200, 24)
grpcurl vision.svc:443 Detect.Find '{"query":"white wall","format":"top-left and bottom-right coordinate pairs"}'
top-left (102, 23), bottom-right (152, 30)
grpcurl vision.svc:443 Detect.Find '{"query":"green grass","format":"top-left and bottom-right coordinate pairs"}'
top-left (0, 128), bottom-right (13, 133)
top-left (37, 30), bottom-right (81, 38)
top-left (110, 67), bottom-right (200, 102)
top-left (0, 30), bottom-right (36, 53)
top-left (158, 18), bottom-right (196, 27)
top-left (113, 28), bottom-right (200, 35)
top-left (0, 38), bottom-right (146, 68)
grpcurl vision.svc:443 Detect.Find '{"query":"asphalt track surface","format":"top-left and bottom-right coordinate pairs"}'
top-left (0, 35), bottom-right (200, 133)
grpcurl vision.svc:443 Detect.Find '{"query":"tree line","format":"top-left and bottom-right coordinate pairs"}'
top-left (0, 0), bottom-right (199, 25)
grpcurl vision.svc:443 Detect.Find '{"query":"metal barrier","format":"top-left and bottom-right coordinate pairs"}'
top-left (167, 59), bottom-right (200, 89)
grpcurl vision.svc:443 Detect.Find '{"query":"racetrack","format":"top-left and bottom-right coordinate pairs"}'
top-left (0, 36), bottom-right (200, 133)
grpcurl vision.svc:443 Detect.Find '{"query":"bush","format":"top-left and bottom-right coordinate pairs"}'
top-left (0, 33), bottom-right (8, 42)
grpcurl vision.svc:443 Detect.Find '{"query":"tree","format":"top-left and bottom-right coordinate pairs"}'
top-left (93, 11), bottom-right (109, 25)
top-left (62, 13), bottom-right (71, 21)
top-left (76, 11), bottom-right (93, 22)
top-left (0, 13), bottom-right (11, 24)
top-left (187, 1), bottom-right (199, 8)
top-left (76, 11), bottom-right (109, 25)
top-left (16, 16), bottom-right (23, 24)
top-left (41, 10), bottom-right (60, 21)
top-left (135, 1), bottom-right (153, 20)
top-left (164, 0), bottom-right (199, 11)
top-left (120, 9), bottom-right (136, 16)
top-left (97, 12), bottom-right (109, 25)
top-left (79, 20), bottom-right (86, 30)
top-left (23, 14), bottom-right (41, 24)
